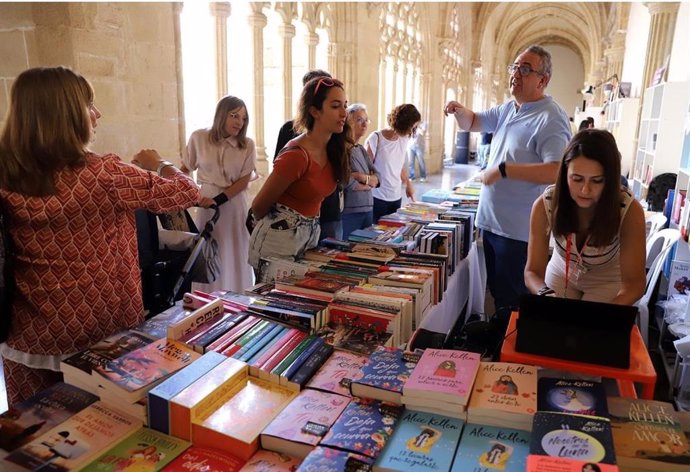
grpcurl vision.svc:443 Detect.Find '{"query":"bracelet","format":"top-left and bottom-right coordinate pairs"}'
top-left (365, 175), bottom-right (370, 186)
top-left (537, 285), bottom-right (555, 296)
top-left (498, 162), bottom-right (507, 179)
top-left (156, 160), bottom-right (175, 175)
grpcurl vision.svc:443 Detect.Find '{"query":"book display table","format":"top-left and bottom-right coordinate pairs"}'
top-left (501, 311), bottom-right (657, 399)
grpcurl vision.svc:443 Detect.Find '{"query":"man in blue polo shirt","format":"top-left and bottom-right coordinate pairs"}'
top-left (445, 45), bottom-right (571, 321)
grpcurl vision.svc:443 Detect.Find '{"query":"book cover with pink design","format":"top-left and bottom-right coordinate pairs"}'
top-left (296, 447), bottom-right (373, 472)
top-left (467, 362), bottom-right (538, 432)
top-left (306, 350), bottom-right (368, 397)
top-left (260, 389), bottom-right (350, 458)
top-left (402, 348), bottom-right (480, 406)
top-left (238, 449), bottom-right (300, 472)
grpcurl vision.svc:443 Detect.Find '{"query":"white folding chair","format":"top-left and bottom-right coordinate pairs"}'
top-left (645, 212), bottom-right (667, 243)
top-left (637, 228), bottom-right (681, 345)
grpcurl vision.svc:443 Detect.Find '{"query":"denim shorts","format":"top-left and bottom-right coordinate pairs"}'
top-left (248, 204), bottom-right (320, 273)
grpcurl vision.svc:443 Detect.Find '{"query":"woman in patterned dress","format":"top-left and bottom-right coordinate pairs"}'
top-left (0, 67), bottom-right (201, 404)
top-left (182, 95), bottom-right (256, 293)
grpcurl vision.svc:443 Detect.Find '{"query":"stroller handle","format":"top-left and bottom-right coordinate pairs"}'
top-left (207, 204), bottom-right (221, 225)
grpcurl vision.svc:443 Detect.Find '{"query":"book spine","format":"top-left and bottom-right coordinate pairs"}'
top-left (179, 312), bottom-right (233, 345)
top-left (248, 328), bottom-right (301, 376)
top-left (259, 332), bottom-right (309, 380)
top-left (222, 319), bottom-right (271, 357)
top-left (268, 335), bottom-right (316, 384)
top-left (236, 324), bottom-right (287, 362)
top-left (288, 343), bottom-right (334, 389)
top-left (168, 299), bottom-right (224, 340)
top-left (247, 305), bottom-right (315, 331)
top-left (206, 316), bottom-right (260, 353)
top-left (279, 337), bottom-right (325, 385)
top-left (190, 313), bottom-right (249, 354)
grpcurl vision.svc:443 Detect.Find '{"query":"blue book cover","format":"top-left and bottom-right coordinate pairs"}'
top-left (280, 336), bottom-right (325, 381)
top-left (239, 324), bottom-right (288, 362)
top-left (450, 423), bottom-right (530, 472)
top-left (351, 347), bottom-right (416, 400)
top-left (537, 378), bottom-right (609, 418)
top-left (530, 412), bottom-right (617, 465)
top-left (147, 351), bottom-right (226, 434)
top-left (374, 409), bottom-right (464, 472)
top-left (297, 446), bottom-right (373, 472)
top-left (320, 397), bottom-right (403, 459)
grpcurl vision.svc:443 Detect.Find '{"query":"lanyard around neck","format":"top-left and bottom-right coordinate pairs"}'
top-left (564, 233), bottom-right (590, 295)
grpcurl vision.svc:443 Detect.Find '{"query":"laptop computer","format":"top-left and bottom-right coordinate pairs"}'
top-left (515, 294), bottom-right (638, 369)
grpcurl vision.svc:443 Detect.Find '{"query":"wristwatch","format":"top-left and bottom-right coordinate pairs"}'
top-left (498, 162), bottom-right (507, 179)
top-left (156, 160), bottom-right (175, 175)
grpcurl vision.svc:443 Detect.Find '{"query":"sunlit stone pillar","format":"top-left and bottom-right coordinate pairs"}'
top-left (642, 2), bottom-right (680, 89)
top-left (278, 23), bottom-right (295, 122)
top-left (209, 1), bottom-right (230, 100)
top-left (248, 8), bottom-right (268, 164)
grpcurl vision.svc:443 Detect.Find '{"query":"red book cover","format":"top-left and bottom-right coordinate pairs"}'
top-left (162, 445), bottom-right (246, 472)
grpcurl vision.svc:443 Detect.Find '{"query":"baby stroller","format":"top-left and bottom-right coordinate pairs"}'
top-left (136, 205), bottom-right (220, 317)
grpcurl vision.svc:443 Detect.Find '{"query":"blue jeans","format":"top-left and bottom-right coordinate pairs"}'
top-left (373, 198), bottom-right (402, 223)
top-left (408, 145), bottom-right (426, 179)
top-left (342, 211), bottom-right (374, 240)
top-left (482, 230), bottom-right (528, 317)
top-left (319, 219), bottom-right (343, 241)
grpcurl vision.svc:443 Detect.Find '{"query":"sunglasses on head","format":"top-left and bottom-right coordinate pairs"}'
top-left (313, 77), bottom-right (342, 96)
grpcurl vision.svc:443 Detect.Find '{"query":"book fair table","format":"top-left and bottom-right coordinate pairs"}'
top-left (500, 311), bottom-right (657, 400)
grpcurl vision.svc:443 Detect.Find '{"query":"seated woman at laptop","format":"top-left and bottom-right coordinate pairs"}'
top-left (524, 129), bottom-right (645, 305)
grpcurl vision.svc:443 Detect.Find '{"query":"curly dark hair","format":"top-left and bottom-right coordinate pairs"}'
top-left (387, 104), bottom-right (421, 137)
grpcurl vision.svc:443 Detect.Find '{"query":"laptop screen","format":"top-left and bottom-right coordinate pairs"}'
top-left (515, 294), bottom-right (638, 368)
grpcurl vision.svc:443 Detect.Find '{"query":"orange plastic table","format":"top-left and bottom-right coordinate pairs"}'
top-left (500, 312), bottom-right (657, 399)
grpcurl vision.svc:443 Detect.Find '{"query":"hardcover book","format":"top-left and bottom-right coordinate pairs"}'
top-left (93, 339), bottom-right (201, 403)
top-left (466, 362), bottom-right (538, 431)
top-left (79, 427), bottom-right (190, 471)
top-left (167, 299), bottom-right (224, 340)
top-left (373, 409), bottom-right (464, 472)
top-left (238, 449), bottom-right (301, 472)
top-left (607, 396), bottom-right (690, 471)
top-left (320, 397), bottom-right (403, 459)
top-left (147, 350), bottom-right (228, 435)
top-left (3, 401), bottom-right (142, 472)
top-left (0, 382), bottom-right (98, 453)
top-left (529, 412), bottom-right (617, 466)
top-left (403, 349), bottom-right (480, 406)
top-left (296, 446), bottom-right (374, 472)
top-left (306, 350), bottom-right (368, 397)
top-left (133, 304), bottom-right (193, 339)
top-left (286, 342), bottom-right (334, 391)
top-left (192, 378), bottom-right (297, 461)
top-left (450, 423), bottom-right (530, 472)
top-left (161, 445), bottom-right (246, 472)
top-left (169, 355), bottom-right (248, 440)
top-left (537, 378), bottom-right (608, 418)
top-left (60, 330), bottom-right (155, 392)
top-left (350, 347), bottom-right (417, 404)
top-left (260, 389), bottom-right (350, 458)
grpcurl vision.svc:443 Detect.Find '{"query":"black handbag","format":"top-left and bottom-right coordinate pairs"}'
top-left (246, 209), bottom-right (256, 235)
top-left (0, 199), bottom-right (15, 342)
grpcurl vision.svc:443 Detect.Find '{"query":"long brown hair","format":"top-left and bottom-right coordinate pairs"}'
top-left (552, 129), bottom-right (622, 246)
top-left (294, 77), bottom-right (351, 184)
top-left (0, 67), bottom-right (93, 196)
top-left (209, 95), bottom-right (249, 148)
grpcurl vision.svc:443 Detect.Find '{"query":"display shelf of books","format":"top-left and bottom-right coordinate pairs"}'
top-left (670, 101), bottom-right (690, 233)
top-left (605, 96), bottom-right (640, 177)
top-left (631, 81), bottom-right (690, 201)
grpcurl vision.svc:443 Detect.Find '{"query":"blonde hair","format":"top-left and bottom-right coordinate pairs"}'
top-left (0, 66), bottom-right (93, 196)
top-left (209, 95), bottom-right (248, 148)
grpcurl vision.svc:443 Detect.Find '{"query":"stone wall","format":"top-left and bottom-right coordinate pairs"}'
top-left (0, 3), bottom-right (184, 163)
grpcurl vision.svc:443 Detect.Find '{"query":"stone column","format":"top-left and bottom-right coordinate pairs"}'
top-left (306, 31), bottom-right (319, 70)
top-left (173, 3), bottom-right (187, 154)
top-left (401, 62), bottom-right (408, 103)
top-left (391, 60), bottom-right (399, 108)
top-left (377, 56), bottom-right (387, 126)
top-left (278, 23), bottom-right (295, 122)
top-left (328, 43), bottom-right (337, 79)
top-left (604, 31), bottom-right (626, 81)
top-left (248, 8), bottom-right (268, 164)
top-left (209, 1), bottom-right (231, 100)
top-left (642, 2), bottom-right (680, 89)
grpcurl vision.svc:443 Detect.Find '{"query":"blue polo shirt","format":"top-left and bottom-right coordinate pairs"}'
top-left (475, 96), bottom-right (571, 242)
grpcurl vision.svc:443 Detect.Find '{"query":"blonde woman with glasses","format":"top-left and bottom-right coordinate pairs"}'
top-left (182, 95), bottom-right (256, 293)
top-left (342, 103), bottom-right (380, 240)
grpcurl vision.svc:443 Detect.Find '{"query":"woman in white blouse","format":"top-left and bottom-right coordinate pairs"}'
top-left (182, 95), bottom-right (256, 293)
